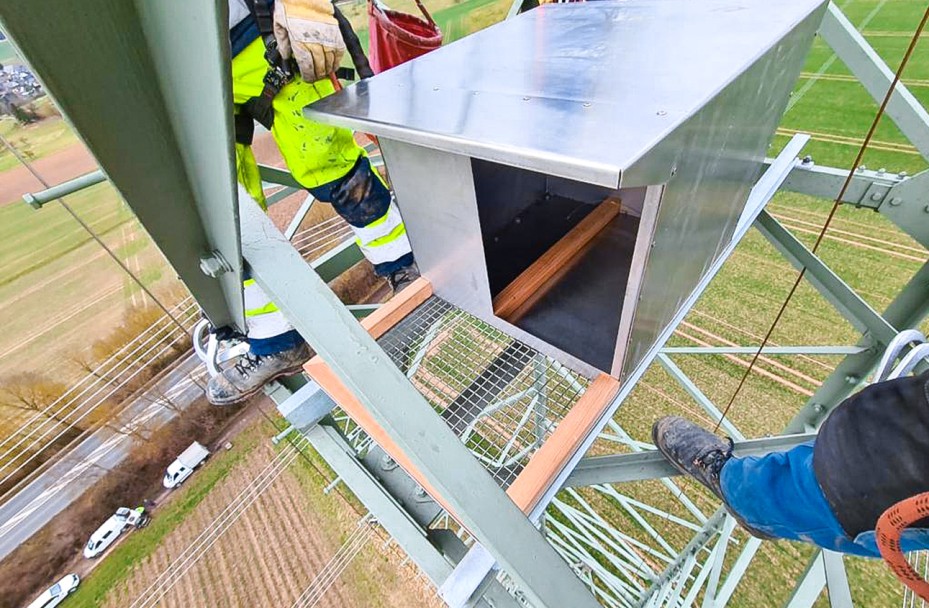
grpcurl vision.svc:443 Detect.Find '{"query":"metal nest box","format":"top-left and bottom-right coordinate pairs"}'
top-left (308, 0), bottom-right (827, 381)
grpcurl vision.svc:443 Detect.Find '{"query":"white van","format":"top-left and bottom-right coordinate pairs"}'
top-left (163, 441), bottom-right (210, 489)
top-left (25, 573), bottom-right (79, 608)
top-left (83, 507), bottom-right (148, 558)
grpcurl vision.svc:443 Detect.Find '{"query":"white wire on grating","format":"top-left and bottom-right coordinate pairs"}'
top-left (903, 551), bottom-right (929, 608)
top-left (374, 296), bottom-right (590, 486)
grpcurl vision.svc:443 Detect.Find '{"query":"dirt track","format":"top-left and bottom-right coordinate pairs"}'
top-left (0, 143), bottom-right (96, 205)
top-left (100, 413), bottom-right (438, 608)
top-left (0, 128), bottom-right (290, 207)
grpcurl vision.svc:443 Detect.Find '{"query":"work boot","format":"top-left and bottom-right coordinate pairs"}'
top-left (206, 342), bottom-right (311, 406)
top-left (652, 416), bottom-right (774, 539)
top-left (387, 262), bottom-right (420, 294)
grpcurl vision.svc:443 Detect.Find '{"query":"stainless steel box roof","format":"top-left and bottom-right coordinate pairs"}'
top-left (307, 0), bottom-right (826, 379)
top-left (308, 0), bottom-right (826, 188)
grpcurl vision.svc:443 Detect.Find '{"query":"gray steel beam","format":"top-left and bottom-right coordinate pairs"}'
top-left (822, 551), bottom-right (853, 608)
top-left (312, 238), bottom-right (365, 282)
top-left (307, 424), bottom-right (455, 583)
top-left (820, 2), bottom-right (929, 161)
top-left (766, 158), bottom-right (905, 208)
top-left (755, 211), bottom-right (898, 345)
top-left (565, 433), bottom-right (815, 488)
top-left (259, 163), bottom-right (303, 190)
top-left (882, 171), bottom-right (929, 248)
top-left (783, 551), bottom-right (826, 608)
top-left (657, 354), bottom-right (744, 440)
top-left (239, 198), bottom-right (600, 608)
top-left (265, 186), bottom-right (301, 207)
top-left (22, 170), bottom-right (107, 209)
top-left (266, 380), bottom-right (520, 608)
top-left (786, 258), bottom-right (929, 432)
top-left (633, 510), bottom-right (728, 608)
top-left (1, 0), bottom-right (244, 331)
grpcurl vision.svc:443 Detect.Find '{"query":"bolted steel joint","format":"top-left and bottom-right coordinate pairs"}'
top-left (199, 251), bottom-right (231, 278)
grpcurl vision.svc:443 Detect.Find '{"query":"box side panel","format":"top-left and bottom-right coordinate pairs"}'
top-left (619, 4), bottom-right (826, 380)
top-left (378, 141), bottom-right (493, 316)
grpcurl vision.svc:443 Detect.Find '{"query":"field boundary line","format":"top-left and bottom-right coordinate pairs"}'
top-left (786, 0), bottom-right (889, 113)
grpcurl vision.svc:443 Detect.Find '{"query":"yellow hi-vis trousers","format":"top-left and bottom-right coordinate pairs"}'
top-left (231, 38), bottom-right (412, 344)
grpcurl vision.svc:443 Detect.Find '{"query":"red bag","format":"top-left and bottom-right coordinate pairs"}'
top-left (367, 0), bottom-right (443, 73)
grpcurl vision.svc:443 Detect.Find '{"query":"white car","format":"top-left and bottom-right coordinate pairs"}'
top-left (163, 441), bottom-right (210, 489)
top-left (83, 507), bottom-right (148, 558)
top-left (25, 573), bottom-right (79, 608)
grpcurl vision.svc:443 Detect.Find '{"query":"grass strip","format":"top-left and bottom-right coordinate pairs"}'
top-left (66, 432), bottom-right (260, 608)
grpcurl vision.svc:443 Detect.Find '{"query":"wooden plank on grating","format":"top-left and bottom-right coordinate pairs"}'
top-left (506, 373), bottom-right (620, 511)
top-left (304, 357), bottom-right (458, 515)
top-left (493, 197), bottom-right (622, 323)
top-left (355, 276), bottom-right (432, 339)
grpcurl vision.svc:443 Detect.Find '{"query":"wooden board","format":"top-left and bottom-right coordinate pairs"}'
top-left (354, 276), bottom-right (432, 339)
top-left (493, 197), bottom-right (622, 322)
top-left (506, 373), bottom-right (620, 511)
top-left (304, 358), bottom-right (458, 515)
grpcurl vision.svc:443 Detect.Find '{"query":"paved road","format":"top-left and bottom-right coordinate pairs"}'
top-left (0, 353), bottom-right (205, 561)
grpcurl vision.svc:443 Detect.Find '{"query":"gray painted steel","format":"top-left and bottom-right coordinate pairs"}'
top-left (1, 0), bottom-right (244, 330)
top-left (882, 171), bottom-right (929, 249)
top-left (822, 551), bottom-right (854, 608)
top-left (240, 198), bottom-right (601, 608)
top-left (22, 170), bottom-right (106, 209)
top-left (755, 211), bottom-right (897, 344)
top-left (786, 260), bottom-right (929, 433)
top-left (766, 159), bottom-right (905, 208)
top-left (784, 551), bottom-right (827, 608)
top-left (565, 433), bottom-right (815, 488)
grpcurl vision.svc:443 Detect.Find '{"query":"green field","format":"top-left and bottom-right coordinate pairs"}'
top-left (0, 180), bottom-right (183, 379)
top-left (66, 425), bottom-right (260, 608)
top-left (0, 40), bottom-right (20, 65)
top-left (0, 114), bottom-right (79, 173)
top-left (0, 0), bottom-right (927, 605)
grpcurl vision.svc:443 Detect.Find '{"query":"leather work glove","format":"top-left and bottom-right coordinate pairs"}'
top-left (274, 0), bottom-right (346, 84)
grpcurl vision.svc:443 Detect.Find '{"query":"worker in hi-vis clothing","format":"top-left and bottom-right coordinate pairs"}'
top-left (652, 371), bottom-right (929, 556)
top-left (207, 0), bottom-right (419, 406)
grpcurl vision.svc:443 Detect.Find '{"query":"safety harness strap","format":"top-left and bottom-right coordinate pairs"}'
top-left (238, 0), bottom-right (293, 137)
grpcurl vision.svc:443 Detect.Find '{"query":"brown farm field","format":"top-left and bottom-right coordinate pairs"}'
top-left (69, 413), bottom-right (440, 608)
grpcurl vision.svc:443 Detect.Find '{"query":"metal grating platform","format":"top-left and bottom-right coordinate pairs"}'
top-left (367, 295), bottom-right (592, 488)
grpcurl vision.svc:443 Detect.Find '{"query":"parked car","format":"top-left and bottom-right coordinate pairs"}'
top-left (83, 507), bottom-right (149, 558)
top-left (25, 573), bottom-right (79, 608)
top-left (163, 441), bottom-right (210, 489)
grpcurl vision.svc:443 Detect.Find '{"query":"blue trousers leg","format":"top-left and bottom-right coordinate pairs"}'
top-left (719, 443), bottom-right (879, 557)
